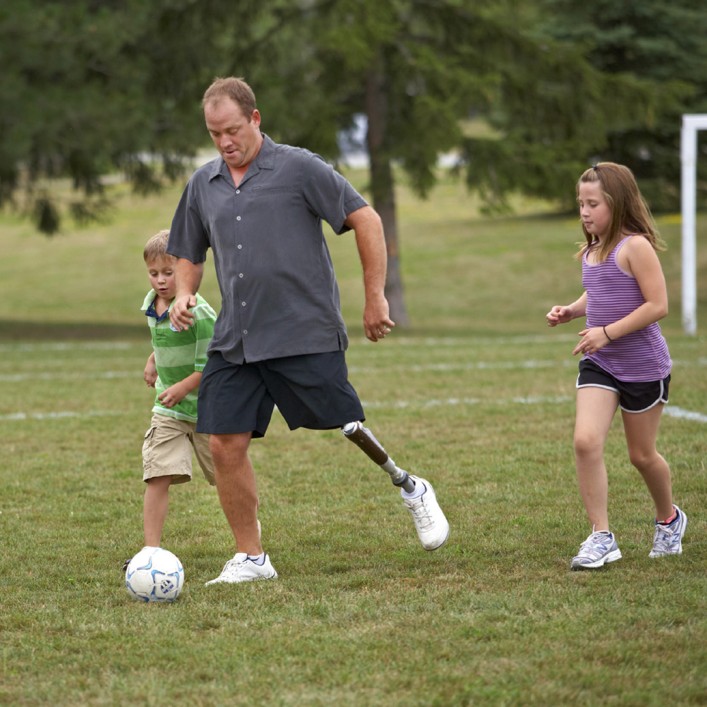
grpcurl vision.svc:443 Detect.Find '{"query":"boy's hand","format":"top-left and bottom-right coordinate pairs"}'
top-left (170, 294), bottom-right (196, 331)
top-left (144, 354), bottom-right (157, 387)
top-left (144, 369), bottom-right (158, 388)
top-left (158, 382), bottom-right (186, 408)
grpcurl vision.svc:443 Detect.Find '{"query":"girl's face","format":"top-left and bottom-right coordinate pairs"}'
top-left (578, 181), bottom-right (612, 241)
top-left (146, 256), bottom-right (177, 301)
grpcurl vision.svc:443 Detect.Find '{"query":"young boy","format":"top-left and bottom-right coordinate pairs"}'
top-left (138, 229), bottom-right (217, 551)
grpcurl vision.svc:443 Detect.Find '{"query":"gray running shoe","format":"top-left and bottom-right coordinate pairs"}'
top-left (205, 553), bottom-right (278, 586)
top-left (649, 506), bottom-right (688, 558)
top-left (571, 531), bottom-right (622, 570)
top-left (402, 476), bottom-right (450, 551)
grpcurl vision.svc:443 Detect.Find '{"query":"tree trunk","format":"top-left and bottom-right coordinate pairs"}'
top-left (364, 58), bottom-right (410, 327)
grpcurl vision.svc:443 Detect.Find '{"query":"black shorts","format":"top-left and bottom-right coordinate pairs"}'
top-left (196, 351), bottom-right (365, 437)
top-left (576, 358), bottom-right (670, 413)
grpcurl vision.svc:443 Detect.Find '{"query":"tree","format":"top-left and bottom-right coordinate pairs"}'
top-left (3, 0), bottom-right (699, 324)
top-left (0, 0), bottom-right (267, 233)
top-left (538, 0), bottom-right (707, 210)
top-left (237, 0), bottom-right (663, 323)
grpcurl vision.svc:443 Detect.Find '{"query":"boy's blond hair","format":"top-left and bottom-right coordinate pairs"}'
top-left (143, 229), bottom-right (175, 263)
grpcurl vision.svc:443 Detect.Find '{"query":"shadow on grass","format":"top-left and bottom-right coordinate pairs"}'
top-left (0, 320), bottom-right (146, 342)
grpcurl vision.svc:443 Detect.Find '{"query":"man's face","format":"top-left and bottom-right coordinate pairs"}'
top-left (204, 97), bottom-right (262, 170)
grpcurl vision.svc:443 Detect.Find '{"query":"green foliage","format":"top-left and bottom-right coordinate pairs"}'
top-left (2, 0), bottom-right (706, 235)
top-left (540, 0), bottom-right (707, 210)
top-left (0, 0), bottom-right (250, 233)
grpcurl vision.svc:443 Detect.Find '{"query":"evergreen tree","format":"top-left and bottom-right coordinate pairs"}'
top-left (540, 0), bottom-right (707, 209)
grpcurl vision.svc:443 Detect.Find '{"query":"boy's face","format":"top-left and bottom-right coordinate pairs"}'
top-left (146, 256), bottom-right (177, 301)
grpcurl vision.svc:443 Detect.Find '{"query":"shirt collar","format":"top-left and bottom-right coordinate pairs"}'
top-left (142, 290), bottom-right (171, 323)
top-left (208, 133), bottom-right (276, 182)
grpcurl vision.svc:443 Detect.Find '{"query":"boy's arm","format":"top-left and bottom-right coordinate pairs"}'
top-left (157, 371), bottom-right (202, 409)
top-left (144, 352), bottom-right (157, 387)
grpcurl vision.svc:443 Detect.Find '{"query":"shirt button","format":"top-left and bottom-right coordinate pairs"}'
top-left (243, 329), bottom-right (248, 335)
top-left (236, 216), bottom-right (242, 221)
top-left (241, 302), bottom-right (246, 307)
top-left (237, 244), bottom-right (242, 249)
top-left (236, 189), bottom-right (240, 194)
top-left (238, 273), bottom-right (244, 278)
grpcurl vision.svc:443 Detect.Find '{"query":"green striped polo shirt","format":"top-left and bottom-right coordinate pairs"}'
top-left (141, 290), bottom-right (217, 423)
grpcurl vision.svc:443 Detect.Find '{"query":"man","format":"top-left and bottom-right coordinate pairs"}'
top-left (168, 77), bottom-right (449, 585)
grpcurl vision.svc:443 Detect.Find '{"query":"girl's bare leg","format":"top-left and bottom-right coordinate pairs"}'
top-left (574, 387), bottom-right (619, 531)
top-left (622, 404), bottom-right (674, 520)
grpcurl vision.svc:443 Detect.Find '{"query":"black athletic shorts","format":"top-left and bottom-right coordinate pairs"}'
top-left (576, 358), bottom-right (670, 413)
top-left (196, 350), bottom-right (365, 437)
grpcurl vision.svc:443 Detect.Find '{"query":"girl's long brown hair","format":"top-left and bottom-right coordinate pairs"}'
top-left (575, 162), bottom-right (665, 262)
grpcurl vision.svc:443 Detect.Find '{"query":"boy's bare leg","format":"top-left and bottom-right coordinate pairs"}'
top-left (143, 476), bottom-right (173, 547)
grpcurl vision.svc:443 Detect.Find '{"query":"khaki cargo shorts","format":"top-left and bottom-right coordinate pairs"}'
top-left (142, 413), bottom-right (215, 485)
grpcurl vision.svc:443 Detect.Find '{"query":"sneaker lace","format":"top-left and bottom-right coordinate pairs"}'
top-left (579, 532), bottom-right (612, 560)
top-left (408, 497), bottom-right (434, 531)
top-left (220, 556), bottom-right (247, 578)
top-left (652, 523), bottom-right (676, 552)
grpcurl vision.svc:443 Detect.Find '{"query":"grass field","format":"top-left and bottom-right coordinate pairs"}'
top-left (0, 172), bottom-right (705, 706)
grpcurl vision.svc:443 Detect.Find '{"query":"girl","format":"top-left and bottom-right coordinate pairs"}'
top-left (546, 162), bottom-right (687, 570)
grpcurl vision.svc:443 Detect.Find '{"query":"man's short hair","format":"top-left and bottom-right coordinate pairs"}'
top-left (202, 76), bottom-right (257, 118)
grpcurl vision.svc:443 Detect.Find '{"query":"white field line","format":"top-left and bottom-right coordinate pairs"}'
top-left (0, 334), bottom-right (577, 354)
top-left (2, 410), bottom-right (123, 421)
top-left (0, 371), bottom-right (136, 382)
top-left (0, 341), bottom-right (135, 352)
top-left (0, 359), bottom-right (570, 383)
top-left (2, 356), bottom-right (703, 383)
top-left (3, 399), bottom-right (705, 424)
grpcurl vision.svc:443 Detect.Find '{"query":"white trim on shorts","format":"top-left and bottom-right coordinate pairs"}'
top-left (576, 378), bottom-right (668, 414)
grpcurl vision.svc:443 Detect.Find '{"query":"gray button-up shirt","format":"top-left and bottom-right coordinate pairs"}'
top-left (168, 135), bottom-right (368, 364)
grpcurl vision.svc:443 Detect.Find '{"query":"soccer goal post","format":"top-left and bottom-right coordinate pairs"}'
top-left (680, 114), bottom-right (707, 335)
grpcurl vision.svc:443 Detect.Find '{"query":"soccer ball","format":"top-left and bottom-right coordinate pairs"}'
top-left (125, 547), bottom-right (184, 602)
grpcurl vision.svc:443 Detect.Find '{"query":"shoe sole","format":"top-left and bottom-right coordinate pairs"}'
top-left (205, 572), bottom-right (277, 586)
top-left (422, 523), bottom-right (450, 551)
top-left (571, 548), bottom-right (622, 570)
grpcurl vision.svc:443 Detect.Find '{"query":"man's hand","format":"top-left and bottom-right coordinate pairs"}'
top-left (169, 294), bottom-right (197, 331)
top-left (364, 296), bottom-right (395, 342)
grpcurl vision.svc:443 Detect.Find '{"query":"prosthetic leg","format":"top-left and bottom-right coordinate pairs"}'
top-left (342, 421), bottom-right (416, 492)
top-left (342, 421), bottom-right (450, 550)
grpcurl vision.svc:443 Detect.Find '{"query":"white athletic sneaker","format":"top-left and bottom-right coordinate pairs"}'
top-left (649, 505), bottom-right (688, 558)
top-left (205, 553), bottom-right (278, 586)
top-left (402, 476), bottom-right (450, 551)
top-left (571, 530), bottom-right (622, 570)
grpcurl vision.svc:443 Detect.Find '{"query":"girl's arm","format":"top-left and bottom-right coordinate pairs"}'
top-left (605, 235), bottom-right (668, 340)
top-left (546, 292), bottom-right (587, 327)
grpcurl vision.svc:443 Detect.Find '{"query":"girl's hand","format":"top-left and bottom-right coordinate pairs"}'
top-left (546, 305), bottom-right (573, 327)
top-left (573, 327), bottom-right (610, 356)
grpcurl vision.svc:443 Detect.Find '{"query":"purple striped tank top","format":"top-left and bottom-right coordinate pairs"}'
top-left (582, 236), bottom-right (671, 382)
